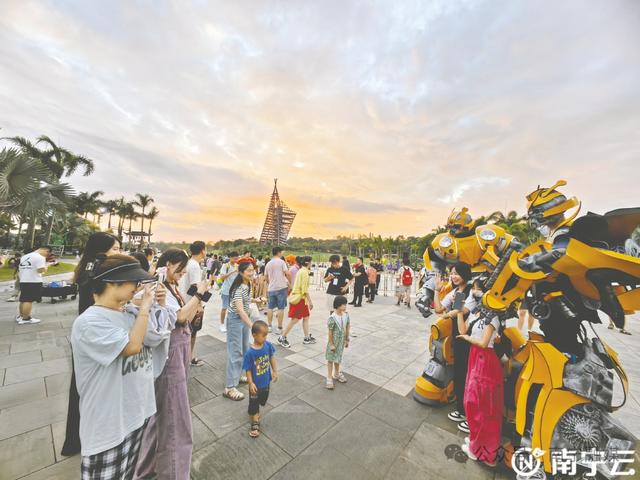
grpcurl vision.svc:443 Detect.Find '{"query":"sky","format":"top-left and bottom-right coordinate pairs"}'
top-left (1, 0), bottom-right (639, 242)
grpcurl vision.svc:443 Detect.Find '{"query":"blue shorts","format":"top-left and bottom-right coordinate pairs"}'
top-left (268, 288), bottom-right (288, 310)
top-left (221, 293), bottom-right (231, 309)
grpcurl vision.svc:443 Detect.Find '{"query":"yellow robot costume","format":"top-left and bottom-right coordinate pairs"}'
top-left (482, 181), bottom-right (639, 478)
top-left (413, 208), bottom-right (521, 406)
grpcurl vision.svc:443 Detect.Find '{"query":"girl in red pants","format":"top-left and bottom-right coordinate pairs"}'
top-left (457, 313), bottom-right (503, 467)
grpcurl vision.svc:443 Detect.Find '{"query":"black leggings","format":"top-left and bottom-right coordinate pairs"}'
top-left (453, 332), bottom-right (470, 414)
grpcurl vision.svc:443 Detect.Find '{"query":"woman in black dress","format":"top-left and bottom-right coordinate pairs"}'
top-left (61, 232), bottom-right (121, 456)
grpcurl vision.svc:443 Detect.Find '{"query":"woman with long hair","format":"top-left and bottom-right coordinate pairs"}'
top-left (62, 232), bottom-right (121, 457)
top-left (135, 248), bottom-right (207, 480)
top-left (223, 259), bottom-right (259, 401)
top-left (71, 254), bottom-right (158, 479)
top-left (434, 262), bottom-right (473, 434)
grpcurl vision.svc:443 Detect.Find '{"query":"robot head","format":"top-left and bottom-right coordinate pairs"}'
top-left (526, 180), bottom-right (581, 236)
top-left (446, 207), bottom-right (475, 236)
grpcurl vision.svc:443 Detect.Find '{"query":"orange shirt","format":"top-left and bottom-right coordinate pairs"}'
top-left (367, 266), bottom-right (378, 284)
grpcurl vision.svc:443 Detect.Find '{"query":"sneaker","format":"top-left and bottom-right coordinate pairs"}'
top-left (268, 326), bottom-right (273, 333)
top-left (6, 296), bottom-right (17, 302)
top-left (303, 336), bottom-right (316, 345)
top-left (464, 436), bottom-right (470, 445)
top-left (277, 327), bottom-right (283, 336)
top-left (15, 314), bottom-right (22, 323)
top-left (447, 410), bottom-right (466, 422)
top-left (17, 317), bottom-right (41, 325)
top-left (461, 443), bottom-right (478, 461)
top-left (220, 323), bottom-right (227, 333)
top-left (278, 336), bottom-right (291, 348)
top-left (457, 420), bottom-right (470, 433)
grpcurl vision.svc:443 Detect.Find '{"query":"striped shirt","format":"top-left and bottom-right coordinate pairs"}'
top-left (229, 283), bottom-right (251, 315)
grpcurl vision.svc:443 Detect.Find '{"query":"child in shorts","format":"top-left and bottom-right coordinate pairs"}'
top-left (243, 320), bottom-right (278, 438)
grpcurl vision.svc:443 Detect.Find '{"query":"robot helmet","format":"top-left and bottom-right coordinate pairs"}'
top-left (526, 180), bottom-right (581, 232)
top-left (446, 207), bottom-right (475, 236)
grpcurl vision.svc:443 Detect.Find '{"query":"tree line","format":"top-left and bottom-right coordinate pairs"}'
top-left (0, 133), bottom-right (159, 252)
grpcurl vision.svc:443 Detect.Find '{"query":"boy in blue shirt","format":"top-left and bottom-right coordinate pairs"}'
top-left (243, 320), bottom-right (278, 438)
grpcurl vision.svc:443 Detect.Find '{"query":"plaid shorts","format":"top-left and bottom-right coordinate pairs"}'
top-left (81, 422), bottom-right (146, 480)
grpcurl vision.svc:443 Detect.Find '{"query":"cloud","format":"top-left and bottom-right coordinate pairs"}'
top-left (0, 0), bottom-right (638, 241)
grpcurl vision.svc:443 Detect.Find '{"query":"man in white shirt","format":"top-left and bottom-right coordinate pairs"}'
top-left (17, 245), bottom-right (52, 324)
top-left (396, 259), bottom-right (415, 308)
top-left (264, 246), bottom-right (292, 334)
top-left (179, 241), bottom-right (207, 366)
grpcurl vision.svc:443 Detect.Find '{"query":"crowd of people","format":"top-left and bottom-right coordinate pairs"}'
top-left (8, 234), bottom-right (464, 479)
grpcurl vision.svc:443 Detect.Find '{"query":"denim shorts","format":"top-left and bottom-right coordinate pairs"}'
top-left (221, 293), bottom-right (230, 309)
top-left (268, 287), bottom-right (288, 310)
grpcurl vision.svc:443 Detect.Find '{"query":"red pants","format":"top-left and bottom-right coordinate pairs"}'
top-left (463, 345), bottom-right (503, 463)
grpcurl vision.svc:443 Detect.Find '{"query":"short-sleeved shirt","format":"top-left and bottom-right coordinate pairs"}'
top-left (229, 283), bottom-right (251, 315)
top-left (242, 341), bottom-right (276, 390)
top-left (18, 251), bottom-right (46, 283)
top-left (470, 314), bottom-right (500, 348)
top-left (325, 266), bottom-right (353, 295)
top-left (367, 266), bottom-right (378, 284)
top-left (178, 258), bottom-right (202, 302)
top-left (71, 306), bottom-right (156, 456)
top-left (265, 257), bottom-right (289, 292)
top-left (220, 262), bottom-right (238, 295)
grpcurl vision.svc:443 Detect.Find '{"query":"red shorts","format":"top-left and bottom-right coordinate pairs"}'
top-left (288, 299), bottom-right (310, 319)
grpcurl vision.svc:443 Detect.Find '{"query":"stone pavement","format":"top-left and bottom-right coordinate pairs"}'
top-left (0, 285), bottom-right (639, 480)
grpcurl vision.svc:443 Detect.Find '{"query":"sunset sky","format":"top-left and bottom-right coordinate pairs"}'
top-left (1, 1), bottom-right (639, 241)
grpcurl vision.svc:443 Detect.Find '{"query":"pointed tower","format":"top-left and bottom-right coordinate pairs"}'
top-left (259, 179), bottom-right (296, 245)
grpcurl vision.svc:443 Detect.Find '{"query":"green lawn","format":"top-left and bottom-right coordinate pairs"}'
top-left (0, 262), bottom-right (76, 282)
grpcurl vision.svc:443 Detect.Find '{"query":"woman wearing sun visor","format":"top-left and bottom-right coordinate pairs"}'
top-left (70, 253), bottom-right (170, 480)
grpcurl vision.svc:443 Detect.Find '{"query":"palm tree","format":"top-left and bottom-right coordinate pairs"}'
top-left (74, 191), bottom-right (103, 220)
top-left (134, 193), bottom-right (154, 232)
top-left (104, 199), bottom-right (118, 230)
top-left (115, 197), bottom-right (128, 239)
top-left (146, 206), bottom-right (159, 239)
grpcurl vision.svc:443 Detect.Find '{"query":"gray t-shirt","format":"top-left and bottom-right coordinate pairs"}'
top-left (265, 257), bottom-right (289, 292)
top-left (71, 305), bottom-right (156, 456)
top-left (220, 262), bottom-right (238, 295)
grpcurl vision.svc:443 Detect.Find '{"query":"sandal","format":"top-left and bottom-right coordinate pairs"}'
top-left (608, 324), bottom-right (615, 330)
top-left (223, 387), bottom-right (245, 401)
top-left (333, 372), bottom-right (347, 383)
top-left (239, 376), bottom-right (248, 384)
top-left (190, 358), bottom-right (205, 366)
top-left (326, 380), bottom-right (335, 390)
top-left (249, 422), bottom-right (260, 438)
top-left (620, 329), bottom-right (632, 335)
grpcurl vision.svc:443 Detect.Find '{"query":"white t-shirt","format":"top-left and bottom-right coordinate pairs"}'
top-left (71, 305), bottom-right (156, 456)
top-left (18, 251), bottom-right (46, 283)
top-left (469, 314), bottom-right (501, 348)
top-left (179, 258), bottom-right (202, 303)
top-left (265, 257), bottom-right (289, 292)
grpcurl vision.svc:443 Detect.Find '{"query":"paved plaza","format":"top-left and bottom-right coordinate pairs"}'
top-left (1, 277), bottom-right (639, 480)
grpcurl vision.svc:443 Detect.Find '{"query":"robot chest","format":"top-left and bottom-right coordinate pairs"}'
top-left (435, 236), bottom-right (481, 265)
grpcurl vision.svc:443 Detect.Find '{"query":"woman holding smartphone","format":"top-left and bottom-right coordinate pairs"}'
top-left (62, 232), bottom-right (121, 457)
top-left (434, 262), bottom-right (473, 434)
top-left (71, 254), bottom-right (158, 479)
top-left (135, 248), bottom-right (208, 480)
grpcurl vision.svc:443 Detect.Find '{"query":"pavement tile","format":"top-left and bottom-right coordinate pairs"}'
top-left (4, 357), bottom-right (71, 385)
top-left (51, 420), bottom-right (67, 463)
top-left (41, 345), bottom-right (72, 361)
top-left (0, 350), bottom-right (42, 369)
top-left (261, 397), bottom-right (336, 456)
top-left (188, 377), bottom-right (216, 406)
top-left (191, 425), bottom-right (291, 480)
top-left (400, 422), bottom-right (494, 480)
top-left (384, 456), bottom-right (431, 479)
top-left (15, 456), bottom-right (80, 480)
top-left (193, 367), bottom-right (227, 396)
top-left (192, 411), bottom-right (218, 453)
top-left (191, 393), bottom-right (272, 439)
top-left (357, 388), bottom-right (432, 435)
top-left (270, 445), bottom-right (372, 480)
top-left (298, 382), bottom-right (368, 420)
top-left (0, 393), bottom-right (68, 441)
top-left (309, 409), bottom-right (410, 477)
top-left (264, 371), bottom-right (310, 408)
top-left (0, 344), bottom-right (10, 356)
top-left (0, 426), bottom-right (55, 480)
top-left (44, 372), bottom-right (71, 397)
top-left (0, 378), bottom-right (46, 410)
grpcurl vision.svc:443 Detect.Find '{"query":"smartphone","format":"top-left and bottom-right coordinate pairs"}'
top-left (156, 267), bottom-right (167, 284)
top-left (453, 291), bottom-right (465, 311)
